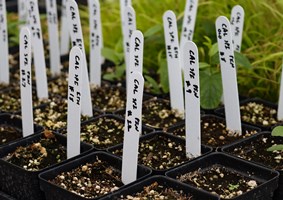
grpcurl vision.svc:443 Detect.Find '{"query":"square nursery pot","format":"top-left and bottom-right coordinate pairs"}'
top-left (215, 98), bottom-right (279, 130)
top-left (58, 114), bottom-right (154, 151)
top-left (0, 191), bottom-right (17, 200)
top-left (108, 131), bottom-right (212, 175)
top-left (167, 114), bottom-right (261, 151)
top-left (166, 152), bottom-right (279, 200)
top-left (0, 113), bottom-right (43, 148)
top-left (107, 175), bottom-right (220, 200)
top-left (0, 131), bottom-right (93, 200)
top-left (39, 151), bottom-right (151, 200)
top-left (222, 131), bottom-right (283, 200)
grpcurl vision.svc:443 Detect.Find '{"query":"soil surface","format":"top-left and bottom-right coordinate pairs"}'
top-left (0, 124), bottom-right (22, 145)
top-left (50, 157), bottom-right (124, 199)
top-left (177, 164), bottom-right (260, 199)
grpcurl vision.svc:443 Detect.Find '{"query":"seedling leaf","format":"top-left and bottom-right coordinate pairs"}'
top-left (267, 144), bottom-right (283, 152)
top-left (271, 126), bottom-right (283, 137)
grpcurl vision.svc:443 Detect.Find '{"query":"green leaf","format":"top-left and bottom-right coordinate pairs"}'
top-left (200, 71), bottom-right (222, 109)
top-left (209, 43), bottom-right (218, 57)
top-left (267, 144), bottom-right (283, 152)
top-left (271, 126), bottom-right (283, 137)
top-left (144, 75), bottom-right (161, 94)
top-left (101, 47), bottom-right (122, 65)
top-left (199, 62), bottom-right (211, 69)
top-left (234, 51), bottom-right (252, 69)
top-left (210, 52), bottom-right (220, 65)
top-left (157, 51), bottom-right (169, 94)
top-left (144, 24), bottom-right (162, 38)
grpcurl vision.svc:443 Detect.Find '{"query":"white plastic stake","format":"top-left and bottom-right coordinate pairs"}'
top-left (216, 16), bottom-right (242, 133)
top-left (18, 0), bottom-right (27, 23)
top-left (67, 0), bottom-right (93, 117)
top-left (46, 0), bottom-right (61, 75)
top-left (123, 6), bottom-right (136, 88)
top-left (89, 0), bottom-right (103, 86)
top-left (180, 0), bottom-right (198, 47)
top-left (120, 0), bottom-right (131, 36)
top-left (20, 27), bottom-right (34, 137)
top-left (122, 71), bottom-right (144, 185)
top-left (129, 30), bottom-right (143, 74)
top-left (0, 0), bottom-right (9, 84)
top-left (163, 10), bottom-right (184, 113)
top-left (183, 41), bottom-right (201, 158)
top-left (230, 5), bottom-right (244, 52)
top-left (67, 46), bottom-right (83, 159)
top-left (60, 0), bottom-right (70, 55)
top-left (27, 0), bottom-right (48, 99)
top-left (277, 60), bottom-right (283, 120)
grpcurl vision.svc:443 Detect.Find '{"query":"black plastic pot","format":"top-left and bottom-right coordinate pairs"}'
top-left (215, 98), bottom-right (279, 130)
top-left (222, 131), bottom-right (283, 200)
top-left (0, 113), bottom-right (43, 148)
top-left (167, 114), bottom-right (261, 151)
top-left (0, 131), bottom-right (93, 200)
top-left (107, 175), bottom-right (220, 200)
top-left (108, 131), bottom-right (212, 175)
top-left (0, 191), bottom-right (17, 200)
top-left (166, 152), bottom-right (279, 200)
top-left (39, 151), bottom-right (151, 200)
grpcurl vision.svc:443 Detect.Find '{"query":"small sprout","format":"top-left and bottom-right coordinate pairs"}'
top-left (267, 126), bottom-right (283, 151)
top-left (228, 184), bottom-right (239, 191)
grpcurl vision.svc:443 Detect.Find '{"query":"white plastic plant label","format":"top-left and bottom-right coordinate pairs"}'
top-left (60, 0), bottom-right (70, 55)
top-left (27, 0), bottom-right (49, 99)
top-left (277, 60), bottom-right (283, 120)
top-left (20, 27), bottom-right (34, 137)
top-left (123, 6), bottom-right (136, 88)
top-left (89, 0), bottom-right (103, 86)
top-left (230, 5), bottom-right (244, 52)
top-left (18, 0), bottom-right (27, 23)
top-left (216, 16), bottom-right (242, 133)
top-left (120, 0), bottom-right (131, 36)
top-left (163, 10), bottom-right (184, 113)
top-left (67, 0), bottom-right (93, 117)
top-left (180, 0), bottom-right (198, 47)
top-left (183, 41), bottom-right (201, 158)
top-left (67, 46), bottom-right (83, 159)
top-left (46, 0), bottom-right (61, 75)
top-left (129, 30), bottom-right (144, 74)
top-left (0, 0), bottom-right (9, 84)
top-left (122, 71), bottom-right (144, 185)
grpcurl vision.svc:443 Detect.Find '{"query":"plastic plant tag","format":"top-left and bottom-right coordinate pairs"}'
top-left (60, 0), bottom-right (70, 55)
top-left (122, 71), bottom-right (144, 184)
top-left (277, 60), bottom-right (283, 120)
top-left (163, 10), bottom-right (184, 113)
top-left (180, 0), bottom-right (198, 47)
top-left (0, 0), bottom-right (9, 84)
top-left (67, 46), bottom-right (83, 159)
top-left (18, 0), bottom-right (27, 23)
top-left (46, 0), bottom-right (61, 75)
top-left (20, 27), bottom-right (34, 137)
top-left (67, 0), bottom-right (93, 117)
top-left (216, 16), bottom-right (242, 133)
top-left (120, 0), bottom-right (131, 36)
top-left (230, 5), bottom-right (244, 52)
top-left (123, 5), bottom-right (136, 89)
top-left (89, 0), bottom-right (103, 86)
top-left (27, 0), bottom-right (49, 99)
top-left (183, 41), bottom-right (201, 158)
top-left (129, 30), bottom-right (144, 74)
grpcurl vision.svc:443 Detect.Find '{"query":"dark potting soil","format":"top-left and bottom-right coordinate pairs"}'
top-left (142, 98), bottom-right (183, 130)
top-left (111, 134), bottom-right (190, 170)
top-left (177, 164), bottom-right (260, 199)
top-left (50, 157), bottom-right (124, 199)
top-left (0, 124), bottom-right (22, 145)
top-left (2, 130), bottom-right (67, 171)
top-left (118, 181), bottom-right (194, 200)
top-left (225, 134), bottom-right (283, 170)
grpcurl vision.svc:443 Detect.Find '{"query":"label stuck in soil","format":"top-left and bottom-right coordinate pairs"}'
top-left (122, 71), bottom-right (144, 184)
top-left (89, 0), bottom-right (103, 86)
top-left (60, 0), bottom-right (70, 55)
top-left (183, 41), bottom-right (201, 157)
top-left (230, 5), bottom-right (244, 52)
top-left (278, 59), bottom-right (283, 120)
top-left (163, 10), bottom-right (184, 113)
top-left (20, 27), bottom-right (34, 137)
top-left (67, 46), bottom-right (83, 159)
top-left (46, 0), bottom-right (61, 75)
top-left (216, 16), bottom-right (242, 133)
top-left (0, 0), bottom-right (9, 84)
top-left (129, 30), bottom-right (144, 74)
top-left (27, 0), bottom-right (49, 99)
top-left (120, 0), bottom-right (132, 36)
top-left (18, 0), bottom-right (27, 23)
top-left (67, 0), bottom-right (93, 117)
